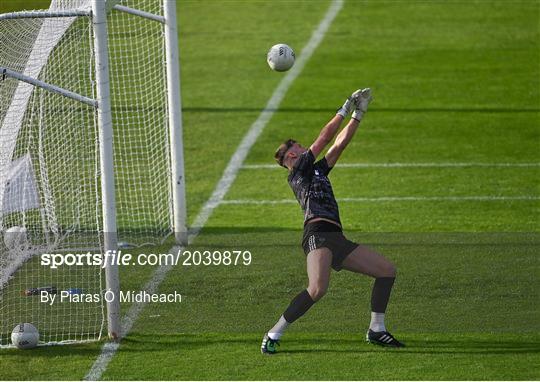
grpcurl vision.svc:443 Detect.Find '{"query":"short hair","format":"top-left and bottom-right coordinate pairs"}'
top-left (274, 139), bottom-right (297, 168)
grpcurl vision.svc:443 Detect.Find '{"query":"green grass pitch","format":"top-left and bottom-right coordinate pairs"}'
top-left (1, 0), bottom-right (539, 380)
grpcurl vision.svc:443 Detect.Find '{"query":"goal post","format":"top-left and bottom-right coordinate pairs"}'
top-left (163, 0), bottom-right (188, 246)
top-left (92, 0), bottom-right (120, 341)
top-left (0, 0), bottom-right (187, 346)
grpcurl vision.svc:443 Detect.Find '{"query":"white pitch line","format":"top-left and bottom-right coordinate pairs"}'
top-left (221, 196), bottom-right (540, 204)
top-left (242, 162), bottom-right (540, 169)
top-left (189, 0), bottom-right (343, 235)
top-left (83, 250), bottom-right (179, 381)
top-left (84, 1), bottom-right (343, 380)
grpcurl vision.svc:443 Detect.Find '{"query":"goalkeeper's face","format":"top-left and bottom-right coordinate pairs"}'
top-left (287, 143), bottom-right (307, 162)
top-left (274, 139), bottom-right (307, 169)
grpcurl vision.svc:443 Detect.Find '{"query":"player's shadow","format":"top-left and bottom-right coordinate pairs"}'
top-left (279, 336), bottom-right (540, 355)
top-left (115, 333), bottom-right (540, 356)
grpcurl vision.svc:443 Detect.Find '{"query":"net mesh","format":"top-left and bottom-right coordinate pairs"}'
top-left (109, 0), bottom-right (172, 244)
top-left (0, 0), bottom-right (174, 346)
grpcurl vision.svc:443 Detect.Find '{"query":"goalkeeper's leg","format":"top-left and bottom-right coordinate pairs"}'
top-left (341, 244), bottom-right (405, 347)
top-left (262, 248), bottom-right (332, 354)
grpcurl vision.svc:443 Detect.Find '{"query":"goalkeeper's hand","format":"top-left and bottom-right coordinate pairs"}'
top-left (351, 88), bottom-right (373, 121)
top-left (336, 89), bottom-right (363, 118)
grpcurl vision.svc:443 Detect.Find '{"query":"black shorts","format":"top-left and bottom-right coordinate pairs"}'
top-left (302, 220), bottom-right (358, 271)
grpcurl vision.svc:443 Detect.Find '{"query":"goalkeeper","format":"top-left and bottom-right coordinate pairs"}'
top-left (261, 89), bottom-right (404, 354)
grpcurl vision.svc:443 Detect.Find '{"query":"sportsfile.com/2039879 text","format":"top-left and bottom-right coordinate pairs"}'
top-left (40, 249), bottom-right (252, 269)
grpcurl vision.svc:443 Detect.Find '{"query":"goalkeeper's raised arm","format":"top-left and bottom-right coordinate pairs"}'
top-left (310, 88), bottom-right (372, 159)
top-left (325, 88), bottom-right (372, 167)
top-left (273, 88), bottom-right (372, 171)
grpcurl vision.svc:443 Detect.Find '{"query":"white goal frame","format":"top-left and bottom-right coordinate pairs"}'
top-left (0, 0), bottom-right (187, 341)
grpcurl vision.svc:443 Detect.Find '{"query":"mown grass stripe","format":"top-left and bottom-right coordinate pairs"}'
top-left (242, 162), bottom-right (540, 169)
top-left (221, 196), bottom-right (540, 204)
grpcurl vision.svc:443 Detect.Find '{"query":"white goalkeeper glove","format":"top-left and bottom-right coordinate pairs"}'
top-left (351, 88), bottom-right (372, 121)
top-left (336, 89), bottom-right (363, 118)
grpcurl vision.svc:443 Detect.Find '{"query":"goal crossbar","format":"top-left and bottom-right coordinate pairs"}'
top-left (0, 67), bottom-right (98, 107)
top-left (0, 6), bottom-right (163, 23)
top-left (0, 10), bottom-right (90, 20)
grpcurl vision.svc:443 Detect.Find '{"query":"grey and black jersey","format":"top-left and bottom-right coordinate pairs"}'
top-left (288, 150), bottom-right (341, 225)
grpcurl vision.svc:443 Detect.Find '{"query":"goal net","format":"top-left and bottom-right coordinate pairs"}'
top-left (0, 0), bottom-right (184, 346)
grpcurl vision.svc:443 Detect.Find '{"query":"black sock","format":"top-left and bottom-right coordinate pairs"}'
top-left (283, 289), bottom-right (315, 323)
top-left (371, 277), bottom-right (395, 313)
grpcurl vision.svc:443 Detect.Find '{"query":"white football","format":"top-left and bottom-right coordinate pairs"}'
top-left (11, 323), bottom-right (39, 349)
top-left (267, 43), bottom-right (295, 72)
top-left (3, 226), bottom-right (28, 251)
